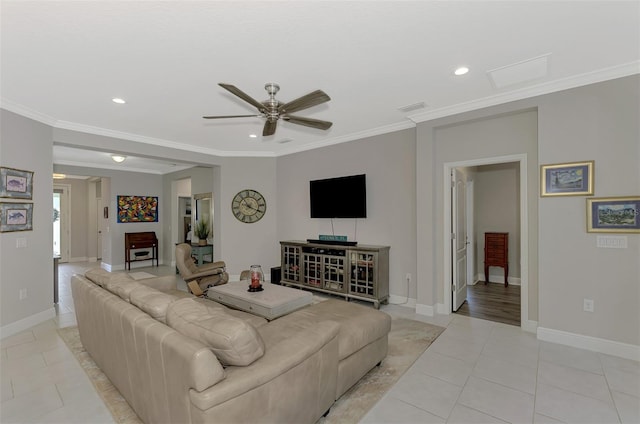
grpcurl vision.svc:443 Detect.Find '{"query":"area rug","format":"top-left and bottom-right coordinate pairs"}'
top-left (58, 318), bottom-right (444, 424)
top-left (127, 271), bottom-right (156, 281)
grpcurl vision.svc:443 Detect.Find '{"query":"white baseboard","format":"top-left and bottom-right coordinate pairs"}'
top-left (415, 303), bottom-right (435, 316)
top-left (109, 260), bottom-right (165, 271)
top-left (537, 326), bottom-right (640, 361)
top-left (0, 308), bottom-right (56, 340)
top-left (476, 273), bottom-right (521, 286)
top-left (388, 295), bottom-right (416, 308)
top-left (69, 256), bottom-right (88, 263)
top-left (87, 257), bottom-right (98, 263)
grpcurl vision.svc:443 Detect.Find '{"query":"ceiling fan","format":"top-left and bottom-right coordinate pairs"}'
top-left (203, 83), bottom-right (332, 137)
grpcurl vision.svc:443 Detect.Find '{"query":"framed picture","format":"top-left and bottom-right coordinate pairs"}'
top-left (0, 202), bottom-right (33, 232)
top-left (540, 161), bottom-right (594, 197)
top-left (0, 167), bottom-right (34, 199)
top-left (117, 195), bottom-right (159, 223)
top-left (587, 197), bottom-right (640, 233)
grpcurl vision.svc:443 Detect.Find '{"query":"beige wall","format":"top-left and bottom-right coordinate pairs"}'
top-left (536, 76), bottom-right (639, 345)
top-left (1, 109), bottom-right (55, 329)
top-left (276, 129), bottom-right (417, 299)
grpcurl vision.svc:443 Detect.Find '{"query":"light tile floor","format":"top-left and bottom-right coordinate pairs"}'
top-left (1, 261), bottom-right (638, 423)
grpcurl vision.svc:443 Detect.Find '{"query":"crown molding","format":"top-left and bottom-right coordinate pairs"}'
top-left (53, 159), bottom-right (193, 175)
top-left (52, 120), bottom-right (275, 158)
top-left (275, 120), bottom-right (416, 157)
top-left (408, 61), bottom-right (640, 123)
top-left (0, 98), bottom-right (58, 126)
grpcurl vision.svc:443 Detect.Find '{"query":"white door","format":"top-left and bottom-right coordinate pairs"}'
top-left (452, 169), bottom-right (467, 311)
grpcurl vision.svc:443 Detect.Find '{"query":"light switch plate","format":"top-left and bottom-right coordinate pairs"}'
top-left (596, 236), bottom-right (627, 249)
top-left (16, 238), bottom-right (27, 248)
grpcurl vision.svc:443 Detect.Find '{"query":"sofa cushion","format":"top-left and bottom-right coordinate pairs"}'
top-left (130, 286), bottom-right (179, 324)
top-left (84, 268), bottom-right (133, 287)
top-left (105, 280), bottom-right (145, 302)
top-left (266, 299), bottom-right (391, 360)
top-left (167, 298), bottom-right (265, 366)
top-left (192, 298), bottom-right (268, 329)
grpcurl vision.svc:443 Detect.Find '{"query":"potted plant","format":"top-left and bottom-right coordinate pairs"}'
top-left (194, 218), bottom-right (210, 245)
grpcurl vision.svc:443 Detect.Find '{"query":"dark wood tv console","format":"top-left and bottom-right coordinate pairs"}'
top-left (125, 232), bottom-right (159, 270)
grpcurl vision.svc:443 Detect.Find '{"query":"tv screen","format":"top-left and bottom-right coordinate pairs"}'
top-left (310, 174), bottom-right (367, 218)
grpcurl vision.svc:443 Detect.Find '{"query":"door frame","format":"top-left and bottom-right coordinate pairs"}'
top-left (443, 154), bottom-right (529, 329)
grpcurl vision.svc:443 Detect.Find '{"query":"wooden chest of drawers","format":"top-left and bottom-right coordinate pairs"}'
top-left (484, 232), bottom-right (508, 286)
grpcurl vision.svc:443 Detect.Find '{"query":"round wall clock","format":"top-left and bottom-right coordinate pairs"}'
top-left (231, 189), bottom-right (266, 223)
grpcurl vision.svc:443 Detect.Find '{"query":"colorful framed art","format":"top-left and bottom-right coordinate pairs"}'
top-left (117, 195), bottom-right (159, 223)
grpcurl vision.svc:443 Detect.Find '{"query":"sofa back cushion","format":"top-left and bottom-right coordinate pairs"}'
top-left (167, 298), bottom-right (265, 366)
top-left (85, 268), bottom-right (132, 288)
top-left (130, 286), bottom-right (178, 324)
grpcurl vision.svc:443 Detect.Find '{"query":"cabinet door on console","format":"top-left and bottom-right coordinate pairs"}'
top-left (349, 251), bottom-right (377, 298)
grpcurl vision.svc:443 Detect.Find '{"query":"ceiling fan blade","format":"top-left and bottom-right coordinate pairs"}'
top-left (218, 83), bottom-right (267, 112)
top-left (263, 119), bottom-right (278, 136)
top-left (283, 115), bottom-right (333, 130)
top-left (203, 114), bottom-right (259, 119)
top-left (278, 90), bottom-right (330, 114)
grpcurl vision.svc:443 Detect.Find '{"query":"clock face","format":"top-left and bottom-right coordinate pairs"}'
top-left (231, 189), bottom-right (266, 223)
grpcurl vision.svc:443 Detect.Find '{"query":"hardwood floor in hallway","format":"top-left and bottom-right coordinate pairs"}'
top-left (455, 282), bottom-right (520, 326)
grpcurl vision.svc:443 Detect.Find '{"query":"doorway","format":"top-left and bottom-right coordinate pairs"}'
top-left (53, 184), bottom-right (70, 262)
top-left (444, 155), bottom-right (528, 328)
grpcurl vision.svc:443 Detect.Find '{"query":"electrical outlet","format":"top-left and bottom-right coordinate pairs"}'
top-left (19, 288), bottom-right (27, 300)
top-left (16, 238), bottom-right (27, 248)
top-left (405, 273), bottom-right (411, 282)
top-left (583, 298), bottom-right (594, 312)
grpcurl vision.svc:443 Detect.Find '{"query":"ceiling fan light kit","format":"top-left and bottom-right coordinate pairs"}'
top-left (204, 82), bottom-right (332, 137)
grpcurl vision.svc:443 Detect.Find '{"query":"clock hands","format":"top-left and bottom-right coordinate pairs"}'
top-left (242, 201), bottom-right (259, 213)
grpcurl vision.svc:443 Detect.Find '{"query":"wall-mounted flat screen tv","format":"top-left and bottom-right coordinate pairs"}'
top-left (310, 174), bottom-right (367, 218)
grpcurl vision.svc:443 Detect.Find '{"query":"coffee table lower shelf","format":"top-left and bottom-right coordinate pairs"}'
top-left (206, 280), bottom-right (314, 320)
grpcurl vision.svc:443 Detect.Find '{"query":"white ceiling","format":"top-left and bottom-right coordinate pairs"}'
top-left (2, 1), bottom-right (639, 173)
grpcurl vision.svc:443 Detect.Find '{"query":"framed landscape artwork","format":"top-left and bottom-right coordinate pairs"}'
top-left (117, 195), bottom-right (159, 223)
top-left (540, 161), bottom-right (594, 197)
top-left (0, 167), bottom-right (34, 199)
top-left (587, 197), bottom-right (640, 233)
top-left (0, 202), bottom-right (33, 232)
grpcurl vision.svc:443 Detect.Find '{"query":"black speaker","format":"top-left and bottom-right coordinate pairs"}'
top-left (270, 266), bottom-right (282, 285)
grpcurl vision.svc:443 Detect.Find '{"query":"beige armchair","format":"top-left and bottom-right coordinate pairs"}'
top-left (175, 243), bottom-right (229, 296)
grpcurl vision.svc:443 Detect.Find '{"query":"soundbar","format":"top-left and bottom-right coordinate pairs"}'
top-left (306, 239), bottom-right (358, 246)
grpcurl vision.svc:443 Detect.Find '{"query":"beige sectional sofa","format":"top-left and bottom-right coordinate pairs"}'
top-left (71, 269), bottom-right (391, 423)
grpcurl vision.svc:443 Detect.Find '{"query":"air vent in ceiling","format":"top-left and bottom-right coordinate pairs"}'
top-left (488, 54), bottom-right (550, 89)
top-left (398, 101), bottom-right (426, 113)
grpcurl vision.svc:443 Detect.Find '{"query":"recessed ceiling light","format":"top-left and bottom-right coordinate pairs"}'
top-left (454, 67), bottom-right (469, 76)
top-left (53, 173), bottom-right (66, 179)
top-left (111, 155), bottom-right (126, 163)
top-left (249, 134), bottom-right (257, 138)
top-left (112, 98), bottom-right (126, 104)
